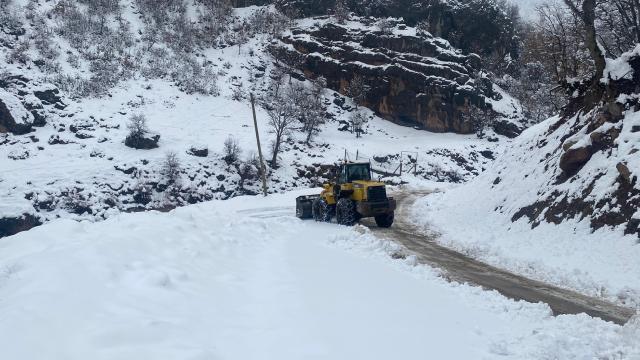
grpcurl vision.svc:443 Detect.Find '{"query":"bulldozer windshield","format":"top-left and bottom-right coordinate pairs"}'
top-left (340, 163), bottom-right (372, 183)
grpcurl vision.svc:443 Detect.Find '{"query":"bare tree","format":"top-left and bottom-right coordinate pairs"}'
top-left (562, 0), bottom-right (606, 86)
top-left (127, 114), bottom-right (148, 138)
top-left (334, 0), bottom-right (350, 24)
top-left (597, 0), bottom-right (640, 56)
top-left (377, 18), bottom-right (394, 35)
top-left (349, 110), bottom-right (368, 138)
top-left (161, 151), bottom-right (182, 186)
top-left (266, 89), bottom-right (297, 168)
top-left (346, 74), bottom-right (369, 109)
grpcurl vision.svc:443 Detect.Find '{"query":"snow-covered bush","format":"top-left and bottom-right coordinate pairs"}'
top-left (125, 114), bottom-right (160, 149)
top-left (377, 18), bottom-right (394, 35)
top-left (172, 56), bottom-right (220, 95)
top-left (0, 2), bottom-right (24, 35)
top-left (223, 136), bottom-right (241, 165)
top-left (6, 40), bottom-right (30, 65)
top-left (161, 151), bottom-right (182, 186)
top-left (127, 114), bottom-right (149, 139)
top-left (231, 84), bottom-right (247, 102)
top-left (50, 74), bottom-right (92, 99)
top-left (349, 110), bottom-right (368, 138)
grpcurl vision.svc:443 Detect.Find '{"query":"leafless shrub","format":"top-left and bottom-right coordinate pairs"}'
top-left (349, 110), bottom-right (368, 138)
top-left (377, 18), bottom-right (394, 35)
top-left (127, 114), bottom-right (149, 138)
top-left (161, 151), bottom-right (182, 186)
top-left (223, 135), bottom-right (241, 165)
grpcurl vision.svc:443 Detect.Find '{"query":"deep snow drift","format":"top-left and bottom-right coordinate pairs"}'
top-left (1, 191), bottom-right (639, 359)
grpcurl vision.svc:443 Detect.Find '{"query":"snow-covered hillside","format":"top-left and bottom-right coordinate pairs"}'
top-left (411, 47), bottom-right (640, 308)
top-left (1, 191), bottom-right (639, 359)
top-left (0, 2), bottom-right (510, 236)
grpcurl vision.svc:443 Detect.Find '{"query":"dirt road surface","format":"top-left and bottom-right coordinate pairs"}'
top-left (361, 190), bottom-right (636, 325)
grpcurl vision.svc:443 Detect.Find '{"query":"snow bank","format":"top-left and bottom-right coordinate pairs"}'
top-left (410, 110), bottom-right (640, 308)
top-left (0, 191), bottom-right (639, 359)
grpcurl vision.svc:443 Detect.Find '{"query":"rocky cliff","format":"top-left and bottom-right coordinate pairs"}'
top-left (271, 19), bottom-right (521, 135)
top-left (275, 0), bottom-right (519, 58)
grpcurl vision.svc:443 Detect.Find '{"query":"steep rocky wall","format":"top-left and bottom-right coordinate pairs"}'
top-left (272, 21), bottom-right (495, 134)
top-left (274, 0), bottom-right (518, 57)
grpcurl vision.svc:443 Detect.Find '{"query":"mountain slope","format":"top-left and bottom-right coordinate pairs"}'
top-left (411, 46), bottom-right (640, 307)
top-left (0, 3), bottom-right (512, 236)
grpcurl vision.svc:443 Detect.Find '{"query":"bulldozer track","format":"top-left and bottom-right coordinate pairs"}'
top-left (362, 189), bottom-right (636, 325)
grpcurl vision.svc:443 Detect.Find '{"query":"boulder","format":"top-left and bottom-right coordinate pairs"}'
top-left (590, 126), bottom-right (620, 151)
top-left (0, 90), bottom-right (33, 135)
top-left (616, 162), bottom-right (633, 184)
top-left (125, 133), bottom-right (160, 149)
top-left (187, 146), bottom-right (209, 157)
top-left (33, 87), bottom-right (62, 105)
top-left (492, 119), bottom-right (522, 139)
top-left (559, 146), bottom-right (592, 176)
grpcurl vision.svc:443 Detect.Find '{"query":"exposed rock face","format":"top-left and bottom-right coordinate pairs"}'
top-left (274, 0), bottom-right (518, 58)
top-left (273, 21), bottom-right (494, 134)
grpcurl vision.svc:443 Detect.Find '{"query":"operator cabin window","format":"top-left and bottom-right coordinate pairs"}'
top-left (347, 165), bottom-right (371, 182)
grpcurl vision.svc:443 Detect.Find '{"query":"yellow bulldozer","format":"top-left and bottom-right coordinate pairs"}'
top-left (296, 162), bottom-right (396, 227)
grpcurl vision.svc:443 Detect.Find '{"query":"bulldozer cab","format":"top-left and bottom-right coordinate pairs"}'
top-left (337, 162), bottom-right (372, 184)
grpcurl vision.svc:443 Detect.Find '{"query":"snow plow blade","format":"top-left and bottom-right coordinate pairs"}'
top-left (296, 195), bottom-right (319, 219)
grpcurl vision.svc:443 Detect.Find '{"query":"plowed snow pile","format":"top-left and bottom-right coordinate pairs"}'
top-left (0, 191), bottom-right (639, 359)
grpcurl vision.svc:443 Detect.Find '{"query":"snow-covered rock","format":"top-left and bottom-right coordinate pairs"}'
top-left (0, 89), bottom-right (34, 135)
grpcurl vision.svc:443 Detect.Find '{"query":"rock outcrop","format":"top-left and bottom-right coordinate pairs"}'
top-left (0, 213), bottom-right (42, 238)
top-left (272, 20), bottom-right (501, 134)
top-left (0, 74), bottom-right (61, 134)
top-left (274, 0), bottom-right (518, 58)
top-left (125, 133), bottom-right (161, 150)
top-left (0, 90), bottom-right (33, 135)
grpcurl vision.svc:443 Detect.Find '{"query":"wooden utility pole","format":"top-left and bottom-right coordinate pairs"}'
top-left (250, 93), bottom-right (268, 197)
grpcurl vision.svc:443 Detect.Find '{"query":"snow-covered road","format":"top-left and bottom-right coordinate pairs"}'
top-left (1, 191), bottom-right (639, 359)
top-left (364, 190), bottom-right (636, 325)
